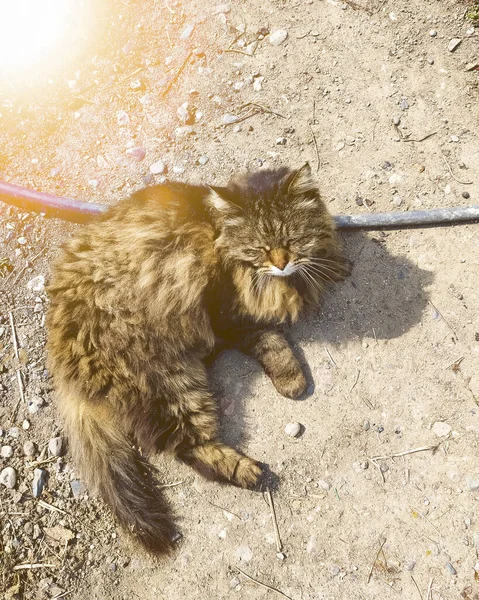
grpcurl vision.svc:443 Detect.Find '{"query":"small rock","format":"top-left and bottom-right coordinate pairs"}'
top-left (32, 468), bottom-right (48, 497)
top-left (448, 38), bottom-right (462, 53)
top-left (253, 77), bottom-right (264, 91)
top-left (432, 421), bottom-right (451, 437)
top-left (129, 79), bottom-right (144, 91)
top-left (44, 525), bottom-right (75, 544)
top-left (317, 479), bottom-right (330, 491)
top-left (49, 437), bottom-right (64, 457)
top-left (0, 466), bottom-right (17, 489)
top-left (126, 147), bottom-right (146, 161)
top-left (393, 196), bottom-right (403, 207)
top-left (177, 102), bottom-right (195, 125)
top-left (427, 57), bottom-right (434, 64)
top-left (8, 427), bottom-right (19, 439)
top-left (276, 552), bottom-right (286, 560)
top-left (462, 191), bottom-right (470, 199)
top-left (1, 445), bottom-right (13, 458)
top-left (276, 137), bottom-right (287, 145)
top-left (393, 116), bottom-right (401, 126)
top-left (27, 275), bottom-right (45, 293)
top-left (466, 476), bottom-right (479, 492)
top-left (222, 113), bottom-right (239, 124)
top-left (400, 98), bottom-right (409, 110)
top-left (215, 3), bottom-right (231, 13)
top-left (235, 545), bottom-right (253, 562)
top-left (429, 29), bottom-right (437, 37)
top-left (284, 422), bottom-right (302, 438)
top-left (180, 24), bottom-right (195, 40)
top-left (116, 110), bottom-right (130, 126)
top-left (450, 135), bottom-right (459, 142)
top-left (269, 29), bottom-right (288, 46)
top-left (23, 441), bottom-right (37, 457)
top-left (229, 576), bottom-right (240, 589)
top-left (22, 419), bottom-right (30, 430)
top-left (363, 419), bottom-right (370, 431)
top-left (405, 561), bottom-right (416, 571)
top-left (197, 155), bottom-right (209, 165)
top-left (149, 160), bottom-right (166, 175)
top-left (173, 165), bottom-right (185, 175)
top-left (70, 479), bottom-right (84, 499)
top-left (445, 562), bottom-right (457, 575)
top-left (17, 236), bottom-right (27, 245)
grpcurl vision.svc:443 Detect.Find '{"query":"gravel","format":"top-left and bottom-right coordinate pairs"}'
top-left (1, 445), bottom-right (14, 458)
top-left (23, 440), bottom-right (37, 456)
top-left (49, 436), bottom-right (64, 457)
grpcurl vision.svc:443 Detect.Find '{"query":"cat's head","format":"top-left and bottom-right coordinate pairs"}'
top-left (205, 163), bottom-right (350, 285)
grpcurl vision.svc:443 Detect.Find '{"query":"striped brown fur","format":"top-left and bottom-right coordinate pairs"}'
top-left (46, 163), bottom-right (349, 553)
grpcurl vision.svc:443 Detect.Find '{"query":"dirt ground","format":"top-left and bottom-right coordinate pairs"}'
top-left (1, 0), bottom-right (479, 598)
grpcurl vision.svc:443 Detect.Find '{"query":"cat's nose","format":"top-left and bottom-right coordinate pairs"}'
top-left (270, 248), bottom-right (289, 271)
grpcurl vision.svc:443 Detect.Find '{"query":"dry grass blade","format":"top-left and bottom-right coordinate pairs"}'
top-left (8, 310), bottom-right (25, 422)
top-left (442, 153), bottom-right (473, 185)
top-left (237, 567), bottom-right (293, 600)
top-left (367, 537), bottom-right (387, 583)
top-left (160, 50), bottom-right (193, 98)
top-left (38, 500), bottom-right (68, 515)
top-left (426, 578), bottom-right (433, 600)
top-left (410, 574), bottom-right (424, 600)
top-left (324, 347), bottom-right (338, 369)
top-left (13, 563), bottom-right (56, 571)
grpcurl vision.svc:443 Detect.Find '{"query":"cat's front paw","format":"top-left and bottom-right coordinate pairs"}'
top-left (271, 369), bottom-right (307, 399)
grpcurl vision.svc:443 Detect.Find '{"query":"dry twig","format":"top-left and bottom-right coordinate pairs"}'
top-left (265, 488), bottom-right (283, 553)
top-left (410, 574), bottom-right (424, 600)
top-left (442, 153), bottom-right (473, 185)
top-left (12, 563), bottom-right (56, 571)
top-left (237, 567), bottom-right (293, 600)
top-left (371, 444), bottom-right (439, 461)
top-left (160, 50), bottom-right (193, 98)
top-left (8, 311), bottom-right (25, 421)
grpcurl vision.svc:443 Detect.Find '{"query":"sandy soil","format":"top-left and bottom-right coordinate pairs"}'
top-left (1, 1), bottom-right (478, 599)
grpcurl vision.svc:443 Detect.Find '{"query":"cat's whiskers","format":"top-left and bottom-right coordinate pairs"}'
top-left (298, 265), bottom-right (324, 294)
top-left (301, 263), bottom-right (336, 284)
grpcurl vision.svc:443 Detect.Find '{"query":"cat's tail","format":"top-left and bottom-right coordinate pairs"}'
top-left (60, 389), bottom-right (176, 554)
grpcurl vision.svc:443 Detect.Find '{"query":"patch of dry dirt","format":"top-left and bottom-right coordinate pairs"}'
top-left (1, 1), bottom-right (478, 599)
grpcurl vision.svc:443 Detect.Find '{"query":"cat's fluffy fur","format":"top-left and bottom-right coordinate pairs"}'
top-left (46, 163), bottom-right (350, 553)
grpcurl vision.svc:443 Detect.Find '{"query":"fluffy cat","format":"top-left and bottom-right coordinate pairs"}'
top-left (46, 163), bottom-right (350, 553)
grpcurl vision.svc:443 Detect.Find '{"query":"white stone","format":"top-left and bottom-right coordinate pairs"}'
top-left (269, 29), bottom-right (288, 46)
top-left (1, 445), bottom-right (13, 458)
top-left (284, 422), bottom-right (301, 438)
top-left (149, 160), bottom-right (166, 175)
top-left (0, 467), bottom-right (16, 489)
top-left (432, 421), bottom-right (452, 437)
top-left (27, 275), bottom-right (45, 293)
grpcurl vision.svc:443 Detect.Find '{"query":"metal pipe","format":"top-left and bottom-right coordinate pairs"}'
top-left (1, 180), bottom-right (478, 230)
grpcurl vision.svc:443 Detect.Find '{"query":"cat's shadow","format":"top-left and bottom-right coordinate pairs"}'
top-left (209, 231), bottom-right (435, 448)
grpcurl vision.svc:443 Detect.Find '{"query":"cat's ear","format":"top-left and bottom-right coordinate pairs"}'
top-left (205, 186), bottom-right (242, 214)
top-left (285, 162), bottom-right (316, 195)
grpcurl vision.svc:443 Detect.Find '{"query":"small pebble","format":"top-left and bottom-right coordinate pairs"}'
top-left (276, 137), bottom-right (287, 145)
top-left (450, 135), bottom-right (459, 142)
top-left (222, 113), bottom-right (239, 125)
top-left (448, 38), bottom-right (462, 53)
top-left (427, 57), bottom-right (434, 64)
top-left (0, 466), bottom-right (17, 489)
top-left (466, 476), bottom-right (479, 492)
top-left (180, 24), bottom-right (195, 40)
top-left (27, 275), bottom-right (45, 293)
top-left (445, 562), bottom-right (457, 575)
top-left (70, 479), bottom-right (84, 499)
top-left (393, 116), bottom-right (401, 126)
top-left (269, 29), bottom-right (288, 46)
top-left (284, 422), bottom-right (302, 438)
top-left (215, 3), bottom-right (231, 13)
top-left (126, 147), bottom-right (146, 161)
top-left (129, 79), bottom-right (144, 91)
top-left (177, 102), bottom-right (194, 125)
top-left (22, 420), bottom-right (30, 430)
top-left (32, 468), bottom-right (48, 497)
top-left (116, 110), bottom-right (130, 126)
top-left (429, 29), bottom-right (437, 37)
top-left (363, 419), bottom-right (370, 431)
top-left (1, 445), bottom-right (13, 458)
top-left (400, 98), bottom-right (409, 110)
top-left (197, 155), bottom-right (209, 165)
top-left (235, 544), bottom-right (253, 562)
top-left (406, 561), bottom-right (416, 571)
top-left (17, 236), bottom-right (27, 245)
top-left (23, 441), bottom-right (37, 456)
top-left (149, 160), bottom-right (166, 175)
top-left (317, 479), bottom-right (330, 491)
top-left (432, 421), bottom-right (451, 437)
top-left (49, 437), bottom-right (64, 457)
top-left (276, 552), bottom-right (286, 560)
top-left (8, 427), bottom-right (19, 439)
